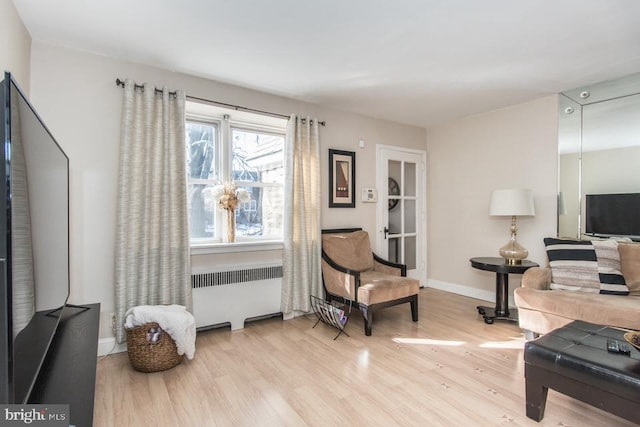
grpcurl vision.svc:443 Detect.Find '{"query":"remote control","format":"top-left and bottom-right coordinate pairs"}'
top-left (619, 342), bottom-right (631, 355)
top-left (607, 339), bottom-right (631, 355)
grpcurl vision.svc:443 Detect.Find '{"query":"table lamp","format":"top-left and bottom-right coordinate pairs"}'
top-left (489, 189), bottom-right (535, 265)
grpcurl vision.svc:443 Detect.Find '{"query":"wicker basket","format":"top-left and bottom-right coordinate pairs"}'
top-left (126, 322), bottom-right (184, 372)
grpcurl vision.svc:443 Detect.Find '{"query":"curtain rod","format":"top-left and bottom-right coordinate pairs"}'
top-left (115, 78), bottom-right (325, 126)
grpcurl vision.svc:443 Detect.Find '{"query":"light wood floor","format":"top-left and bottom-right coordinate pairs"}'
top-left (94, 288), bottom-right (635, 426)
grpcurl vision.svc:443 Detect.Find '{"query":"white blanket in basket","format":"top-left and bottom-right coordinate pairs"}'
top-left (125, 305), bottom-right (196, 359)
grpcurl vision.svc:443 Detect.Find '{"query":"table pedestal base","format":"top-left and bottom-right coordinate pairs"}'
top-left (469, 257), bottom-right (538, 325)
top-left (476, 305), bottom-right (518, 324)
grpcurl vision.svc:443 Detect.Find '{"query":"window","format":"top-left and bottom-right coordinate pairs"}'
top-left (186, 103), bottom-right (286, 245)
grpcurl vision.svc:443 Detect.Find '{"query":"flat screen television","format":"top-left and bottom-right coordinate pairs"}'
top-left (0, 72), bottom-right (70, 403)
top-left (585, 193), bottom-right (640, 239)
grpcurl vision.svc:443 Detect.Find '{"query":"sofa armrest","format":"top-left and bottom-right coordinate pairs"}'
top-left (521, 267), bottom-right (551, 290)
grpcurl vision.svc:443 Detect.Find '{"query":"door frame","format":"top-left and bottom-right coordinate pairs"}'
top-left (376, 144), bottom-right (427, 286)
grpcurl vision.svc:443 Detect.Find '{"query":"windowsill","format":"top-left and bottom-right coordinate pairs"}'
top-left (191, 240), bottom-right (284, 255)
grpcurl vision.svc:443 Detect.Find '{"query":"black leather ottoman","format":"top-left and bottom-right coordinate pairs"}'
top-left (524, 320), bottom-right (640, 423)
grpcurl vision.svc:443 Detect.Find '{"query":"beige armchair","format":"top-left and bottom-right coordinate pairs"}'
top-left (321, 228), bottom-right (419, 336)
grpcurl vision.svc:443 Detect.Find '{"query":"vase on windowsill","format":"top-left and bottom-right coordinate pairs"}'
top-left (207, 182), bottom-right (250, 244)
top-left (226, 210), bottom-right (236, 243)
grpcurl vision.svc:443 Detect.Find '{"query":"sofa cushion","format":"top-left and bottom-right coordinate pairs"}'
top-left (544, 238), bottom-right (629, 295)
top-left (322, 230), bottom-right (374, 272)
top-left (514, 287), bottom-right (640, 333)
top-left (619, 242), bottom-right (640, 295)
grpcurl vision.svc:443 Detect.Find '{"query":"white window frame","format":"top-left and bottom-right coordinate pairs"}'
top-left (186, 102), bottom-right (287, 252)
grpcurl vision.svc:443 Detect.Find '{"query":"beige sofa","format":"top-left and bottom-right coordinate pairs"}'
top-left (514, 242), bottom-right (640, 337)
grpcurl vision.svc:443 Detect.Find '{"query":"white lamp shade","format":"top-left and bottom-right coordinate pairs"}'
top-left (489, 189), bottom-right (535, 217)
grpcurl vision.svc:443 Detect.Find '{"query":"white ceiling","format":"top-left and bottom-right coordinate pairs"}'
top-left (12, 0), bottom-right (640, 128)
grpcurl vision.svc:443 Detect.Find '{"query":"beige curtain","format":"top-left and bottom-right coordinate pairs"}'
top-left (281, 115), bottom-right (322, 315)
top-left (114, 80), bottom-right (191, 343)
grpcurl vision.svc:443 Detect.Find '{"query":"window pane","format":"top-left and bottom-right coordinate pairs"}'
top-left (232, 128), bottom-right (284, 184)
top-left (187, 121), bottom-right (217, 180)
top-left (189, 183), bottom-right (217, 239)
top-left (404, 236), bottom-right (417, 270)
top-left (236, 186), bottom-right (284, 238)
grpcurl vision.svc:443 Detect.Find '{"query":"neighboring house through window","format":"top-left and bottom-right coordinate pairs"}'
top-left (186, 102), bottom-right (286, 246)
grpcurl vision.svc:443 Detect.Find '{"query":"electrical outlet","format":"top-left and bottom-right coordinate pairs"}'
top-left (110, 312), bottom-right (116, 335)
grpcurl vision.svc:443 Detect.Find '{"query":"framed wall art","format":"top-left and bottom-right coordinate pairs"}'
top-left (329, 149), bottom-right (355, 208)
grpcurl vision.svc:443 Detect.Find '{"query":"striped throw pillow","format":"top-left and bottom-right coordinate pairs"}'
top-left (543, 238), bottom-right (629, 295)
top-left (544, 238), bottom-right (600, 292)
top-left (592, 240), bottom-right (629, 295)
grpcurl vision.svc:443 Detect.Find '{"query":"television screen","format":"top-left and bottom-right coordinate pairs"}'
top-left (0, 72), bottom-right (70, 403)
top-left (585, 193), bottom-right (640, 238)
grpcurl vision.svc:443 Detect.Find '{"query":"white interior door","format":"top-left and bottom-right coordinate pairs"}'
top-left (376, 145), bottom-right (427, 285)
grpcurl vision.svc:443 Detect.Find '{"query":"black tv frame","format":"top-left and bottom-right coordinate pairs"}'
top-left (0, 72), bottom-right (71, 403)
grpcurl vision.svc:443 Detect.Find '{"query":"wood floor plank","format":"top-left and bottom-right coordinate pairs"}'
top-left (94, 288), bottom-right (637, 426)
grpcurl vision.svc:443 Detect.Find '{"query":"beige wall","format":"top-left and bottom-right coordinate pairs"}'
top-left (28, 42), bottom-right (426, 334)
top-left (28, 40), bottom-right (562, 329)
top-left (0, 0), bottom-right (31, 91)
top-left (426, 96), bottom-right (559, 300)
top-left (582, 145), bottom-right (640, 194)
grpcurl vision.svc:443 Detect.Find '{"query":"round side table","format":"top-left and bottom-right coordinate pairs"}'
top-left (470, 257), bottom-right (539, 324)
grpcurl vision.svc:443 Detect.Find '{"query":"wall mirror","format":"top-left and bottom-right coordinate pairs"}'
top-left (558, 72), bottom-right (640, 239)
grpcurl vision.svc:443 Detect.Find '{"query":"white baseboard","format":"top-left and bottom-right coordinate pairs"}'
top-left (97, 282), bottom-right (508, 357)
top-left (98, 337), bottom-right (127, 357)
top-left (427, 278), bottom-right (515, 307)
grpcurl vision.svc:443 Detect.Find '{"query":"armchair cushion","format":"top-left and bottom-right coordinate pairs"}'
top-left (322, 230), bottom-right (374, 272)
top-left (359, 271), bottom-right (419, 305)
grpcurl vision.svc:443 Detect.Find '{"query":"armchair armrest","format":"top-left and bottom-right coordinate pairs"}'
top-left (373, 253), bottom-right (407, 277)
top-left (322, 251), bottom-right (361, 276)
top-left (521, 267), bottom-right (552, 290)
top-left (321, 251), bottom-right (360, 300)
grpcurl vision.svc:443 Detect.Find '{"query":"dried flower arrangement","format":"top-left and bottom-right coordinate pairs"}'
top-left (209, 182), bottom-right (251, 211)
top-left (205, 182), bottom-right (251, 242)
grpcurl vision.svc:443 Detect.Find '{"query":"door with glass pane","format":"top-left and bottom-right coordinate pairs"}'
top-left (376, 145), bottom-right (426, 284)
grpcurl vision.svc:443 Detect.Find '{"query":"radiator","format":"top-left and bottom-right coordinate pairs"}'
top-left (192, 262), bottom-right (283, 330)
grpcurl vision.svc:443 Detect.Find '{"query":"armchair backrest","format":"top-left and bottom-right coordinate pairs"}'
top-left (322, 229), bottom-right (374, 272)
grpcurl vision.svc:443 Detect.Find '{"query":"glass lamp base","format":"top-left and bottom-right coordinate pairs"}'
top-left (499, 216), bottom-right (528, 265)
top-left (499, 240), bottom-right (528, 265)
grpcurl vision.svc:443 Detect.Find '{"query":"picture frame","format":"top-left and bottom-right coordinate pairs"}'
top-left (328, 149), bottom-right (355, 208)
